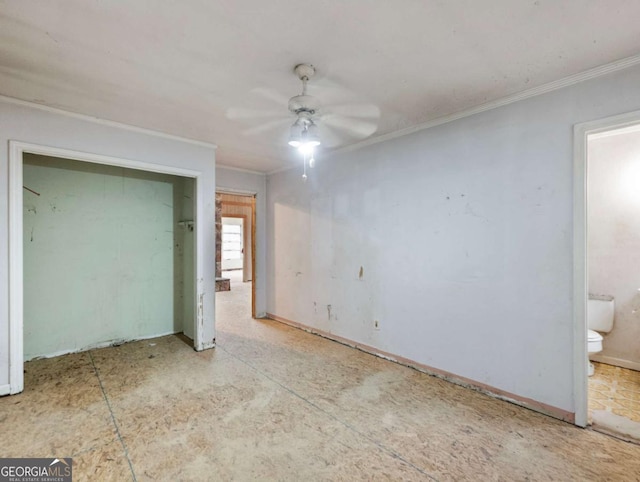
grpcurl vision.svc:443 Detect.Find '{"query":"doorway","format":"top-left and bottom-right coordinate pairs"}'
top-left (574, 110), bottom-right (640, 435)
top-left (215, 190), bottom-right (256, 321)
top-left (7, 141), bottom-right (209, 395)
top-left (222, 217), bottom-right (245, 273)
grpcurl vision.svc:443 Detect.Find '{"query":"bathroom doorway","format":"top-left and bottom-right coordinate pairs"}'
top-left (575, 111), bottom-right (640, 438)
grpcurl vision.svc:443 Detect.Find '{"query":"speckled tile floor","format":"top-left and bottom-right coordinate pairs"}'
top-left (2, 273), bottom-right (640, 480)
top-left (590, 361), bottom-right (640, 424)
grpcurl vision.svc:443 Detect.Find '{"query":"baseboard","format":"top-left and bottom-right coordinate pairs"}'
top-left (591, 410), bottom-right (640, 444)
top-left (266, 313), bottom-right (575, 424)
top-left (0, 384), bottom-right (10, 396)
top-left (25, 330), bottom-right (182, 362)
top-left (591, 354), bottom-right (640, 372)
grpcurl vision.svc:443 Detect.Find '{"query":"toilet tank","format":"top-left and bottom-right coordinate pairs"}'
top-left (588, 294), bottom-right (615, 333)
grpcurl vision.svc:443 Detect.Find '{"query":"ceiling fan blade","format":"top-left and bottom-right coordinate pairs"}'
top-left (311, 76), bottom-right (354, 104)
top-left (226, 107), bottom-right (287, 121)
top-left (250, 87), bottom-right (291, 106)
top-left (322, 114), bottom-right (378, 139)
top-left (322, 103), bottom-right (381, 120)
top-left (242, 118), bottom-right (291, 136)
top-left (317, 123), bottom-right (347, 148)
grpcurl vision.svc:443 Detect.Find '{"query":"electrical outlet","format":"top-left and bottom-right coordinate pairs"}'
top-left (374, 319), bottom-right (380, 330)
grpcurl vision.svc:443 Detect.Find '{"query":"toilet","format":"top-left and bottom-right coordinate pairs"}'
top-left (587, 294), bottom-right (615, 376)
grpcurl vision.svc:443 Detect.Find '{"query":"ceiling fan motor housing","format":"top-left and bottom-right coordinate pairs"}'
top-left (294, 63), bottom-right (315, 80)
top-left (288, 94), bottom-right (320, 115)
top-left (289, 63), bottom-right (320, 116)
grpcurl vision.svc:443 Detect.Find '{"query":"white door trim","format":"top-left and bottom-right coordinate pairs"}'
top-left (216, 186), bottom-right (258, 196)
top-left (8, 141), bottom-right (205, 394)
top-left (573, 109), bottom-right (640, 427)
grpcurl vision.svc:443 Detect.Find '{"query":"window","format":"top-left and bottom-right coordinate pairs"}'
top-left (222, 223), bottom-right (242, 260)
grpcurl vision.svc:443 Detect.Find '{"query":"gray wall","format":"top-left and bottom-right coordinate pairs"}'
top-left (588, 129), bottom-right (640, 369)
top-left (266, 63), bottom-right (640, 415)
top-left (22, 155), bottom-right (195, 359)
top-left (216, 166), bottom-right (267, 316)
top-left (0, 100), bottom-right (216, 391)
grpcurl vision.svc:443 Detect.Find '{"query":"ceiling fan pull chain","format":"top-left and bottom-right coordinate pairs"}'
top-left (302, 152), bottom-right (308, 182)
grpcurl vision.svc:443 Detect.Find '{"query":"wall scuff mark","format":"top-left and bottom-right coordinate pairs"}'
top-left (198, 290), bottom-right (205, 331)
top-left (23, 185), bottom-right (40, 196)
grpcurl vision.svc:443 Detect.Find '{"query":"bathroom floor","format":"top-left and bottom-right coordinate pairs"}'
top-left (589, 361), bottom-right (640, 423)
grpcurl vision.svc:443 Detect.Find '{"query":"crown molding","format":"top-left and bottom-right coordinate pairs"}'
top-left (0, 94), bottom-right (217, 150)
top-left (330, 53), bottom-right (640, 157)
top-left (4, 51), bottom-right (639, 172)
top-left (268, 53), bottom-right (640, 177)
top-left (216, 163), bottom-right (266, 176)
top-left (266, 162), bottom-right (301, 176)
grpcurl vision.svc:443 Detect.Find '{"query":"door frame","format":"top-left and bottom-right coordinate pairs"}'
top-left (8, 141), bottom-right (205, 395)
top-left (216, 188), bottom-right (257, 318)
top-left (573, 109), bottom-right (640, 426)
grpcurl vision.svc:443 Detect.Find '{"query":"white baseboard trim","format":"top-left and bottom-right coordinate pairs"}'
top-left (590, 354), bottom-right (640, 372)
top-left (0, 384), bottom-right (10, 396)
top-left (25, 331), bottom-right (182, 362)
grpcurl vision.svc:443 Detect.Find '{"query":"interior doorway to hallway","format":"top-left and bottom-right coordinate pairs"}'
top-left (215, 191), bottom-right (256, 320)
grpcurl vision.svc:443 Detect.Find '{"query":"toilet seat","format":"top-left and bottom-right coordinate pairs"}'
top-left (588, 329), bottom-right (603, 356)
top-left (587, 329), bottom-right (604, 376)
top-left (588, 329), bottom-right (603, 343)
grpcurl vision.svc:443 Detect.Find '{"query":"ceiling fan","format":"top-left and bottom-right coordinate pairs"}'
top-left (227, 63), bottom-right (380, 179)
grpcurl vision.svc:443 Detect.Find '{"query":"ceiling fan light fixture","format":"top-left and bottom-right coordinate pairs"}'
top-left (297, 134), bottom-right (320, 155)
top-left (289, 120), bottom-right (321, 152)
top-left (287, 123), bottom-right (302, 147)
top-left (305, 122), bottom-right (321, 147)
top-left (298, 143), bottom-right (315, 156)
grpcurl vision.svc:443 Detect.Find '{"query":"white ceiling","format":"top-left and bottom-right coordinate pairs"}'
top-left (1, 1), bottom-right (639, 173)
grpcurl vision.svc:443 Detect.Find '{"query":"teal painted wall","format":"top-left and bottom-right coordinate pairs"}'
top-left (23, 154), bottom-right (194, 359)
